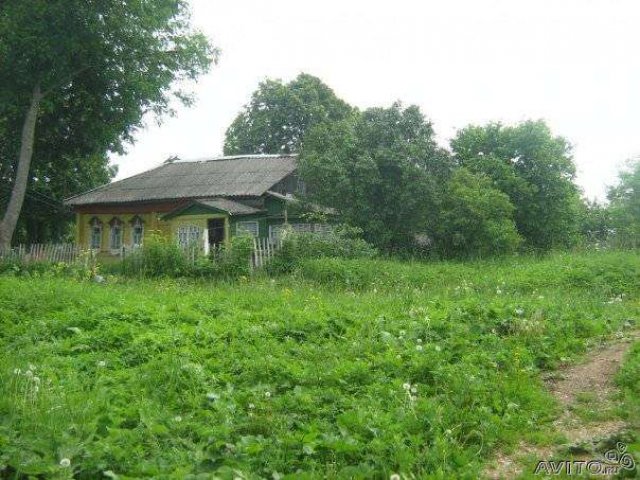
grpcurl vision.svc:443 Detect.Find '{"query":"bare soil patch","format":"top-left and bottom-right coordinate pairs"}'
top-left (484, 332), bottom-right (640, 479)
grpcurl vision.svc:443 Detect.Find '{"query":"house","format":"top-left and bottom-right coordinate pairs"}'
top-left (64, 154), bottom-right (328, 255)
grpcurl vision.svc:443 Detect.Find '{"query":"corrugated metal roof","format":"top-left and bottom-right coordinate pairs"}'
top-left (65, 154), bottom-right (297, 206)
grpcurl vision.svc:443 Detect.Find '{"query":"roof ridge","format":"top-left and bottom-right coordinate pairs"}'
top-left (178, 153), bottom-right (298, 163)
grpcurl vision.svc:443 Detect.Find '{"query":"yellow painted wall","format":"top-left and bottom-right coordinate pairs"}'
top-left (75, 212), bottom-right (229, 255)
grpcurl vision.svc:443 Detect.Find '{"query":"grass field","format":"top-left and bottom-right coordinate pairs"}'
top-left (1, 251), bottom-right (639, 479)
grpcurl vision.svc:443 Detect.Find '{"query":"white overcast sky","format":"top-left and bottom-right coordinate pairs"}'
top-left (112, 0), bottom-right (640, 200)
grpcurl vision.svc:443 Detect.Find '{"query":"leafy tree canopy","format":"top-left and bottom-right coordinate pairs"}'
top-left (435, 168), bottom-right (521, 258)
top-left (607, 159), bottom-right (640, 247)
top-left (451, 120), bottom-right (582, 250)
top-left (0, 0), bottom-right (215, 245)
top-left (299, 103), bottom-right (453, 251)
top-left (224, 73), bottom-right (353, 155)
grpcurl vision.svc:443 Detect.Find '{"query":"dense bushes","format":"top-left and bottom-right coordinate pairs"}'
top-left (267, 225), bottom-right (377, 274)
top-left (121, 234), bottom-right (254, 279)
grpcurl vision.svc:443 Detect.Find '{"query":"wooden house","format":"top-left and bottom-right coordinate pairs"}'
top-left (64, 154), bottom-right (328, 255)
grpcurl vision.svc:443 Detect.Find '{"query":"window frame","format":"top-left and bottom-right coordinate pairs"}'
top-left (89, 217), bottom-right (103, 250)
top-left (177, 225), bottom-right (202, 248)
top-left (236, 220), bottom-right (259, 238)
top-left (109, 217), bottom-right (124, 251)
top-left (130, 216), bottom-right (144, 247)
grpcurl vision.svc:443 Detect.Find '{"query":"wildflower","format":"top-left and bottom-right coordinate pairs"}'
top-left (390, 474), bottom-right (401, 480)
top-left (445, 429), bottom-right (452, 436)
top-left (396, 354), bottom-right (401, 360)
top-left (97, 360), bottom-right (106, 368)
top-left (173, 415), bottom-right (182, 422)
top-left (25, 370), bottom-right (33, 378)
top-left (416, 338), bottom-right (423, 344)
top-left (13, 368), bottom-right (20, 375)
top-left (515, 308), bottom-right (524, 316)
top-left (402, 383), bottom-right (411, 391)
top-left (410, 386), bottom-right (417, 394)
top-left (33, 376), bottom-right (40, 384)
top-left (59, 458), bottom-right (71, 467)
top-left (416, 345), bottom-right (423, 352)
top-left (411, 395), bottom-right (417, 402)
top-left (265, 391), bottom-right (271, 398)
top-left (206, 392), bottom-right (219, 401)
top-left (399, 330), bottom-right (406, 336)
top-left (496, 288), bottom-right (503, 295)
top-left (434, 345), bottom-right (442, 352)
top-left (248, 403), bottom-right (255, 409)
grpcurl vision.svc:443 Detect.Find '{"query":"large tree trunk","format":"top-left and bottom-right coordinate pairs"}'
top-left (0, 85), bottom-right (43, 248)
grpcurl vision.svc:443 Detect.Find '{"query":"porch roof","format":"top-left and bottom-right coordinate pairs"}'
top-left (161, 197), bottom-right (262, 220)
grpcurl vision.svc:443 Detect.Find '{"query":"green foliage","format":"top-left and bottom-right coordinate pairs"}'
top-left (121, 234), bottom-right (254, 279)
top-left (435, 168), bottom-right (522, 258)
top-left (451, 120), bottom-right (582, 250)
top-left (0, 254), bottom-right (96, 281)
top-left (267, 225), bottom-right (377, 274)
top-left (300, 103), bottom-right (453, 251)
top-left (607, 159), bottom-right (640, 248)
top-left (121, 234), bottom-right (188, 278)
top-left (224, 73), bottom-right (353, 154)
top-left (0, 251), bottom-right (638, 477)
top-left (0, 0), bottom-right (216, 242)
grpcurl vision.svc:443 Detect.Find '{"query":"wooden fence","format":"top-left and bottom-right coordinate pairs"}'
top-left (1, 238), bottom-right (282, 270)
top-left (251, 237), bottom-right (282, 269)
top-left (0, 243), bottom-right (81, 264)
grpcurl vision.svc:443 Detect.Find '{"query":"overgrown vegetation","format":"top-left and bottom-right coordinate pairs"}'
top-left (1, 251), bottom-right (638, 478)
top-left (120, 234), bottom-right (254, 279)
top-left (267, 225), bottom-right (377, 274)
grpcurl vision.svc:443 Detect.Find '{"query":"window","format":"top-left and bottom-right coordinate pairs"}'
top-left (236, 221), bottom-right (259, 238)
top-left (130, 216), bottom-right (144, 247)
top-left (109, 217), bottom-right (123, 250)
top-left (89, 217), bottom-right (102, 249)
top-left (177, 225), bottom-right (201, 247)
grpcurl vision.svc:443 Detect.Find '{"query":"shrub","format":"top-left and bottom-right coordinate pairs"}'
top-left (267, 225), bottom-right (377, 274)
top-left (120, 234), bottom-right (254, 279)
top-left (121, 234), bottom-right (188, 278)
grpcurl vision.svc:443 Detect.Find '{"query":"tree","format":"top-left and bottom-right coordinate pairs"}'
top-left (451, 120), bottom-right (582, 250)
top-left (434, 168), bottom-right (521, 258)
top-left (0, 0), bottom-right (216, 247)
top-left (299, 103), bottom-right (452, 251)
top-left (607, 159), bottom-right (640, 247)
top-left (224, 74), bottom-right (353, 155)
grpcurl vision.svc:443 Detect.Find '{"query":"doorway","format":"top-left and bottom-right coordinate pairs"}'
top-left (208, 218), bottom-right (225, 248)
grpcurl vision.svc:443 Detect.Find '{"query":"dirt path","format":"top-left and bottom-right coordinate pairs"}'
top-left (484, 331), bottom-right (640, 479)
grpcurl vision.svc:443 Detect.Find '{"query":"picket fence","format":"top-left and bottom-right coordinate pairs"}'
top-left (1, 239), bottom-right (281, 270)
top-left (0, 243), bottom-right (81, 264)
top-left (251, 237), bottom-right (282, 269)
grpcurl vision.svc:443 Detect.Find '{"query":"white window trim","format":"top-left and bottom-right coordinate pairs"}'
top-left (236, 221), bottom-right (259, 238)
top-left (177, 225), bottom-right (202, 248)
